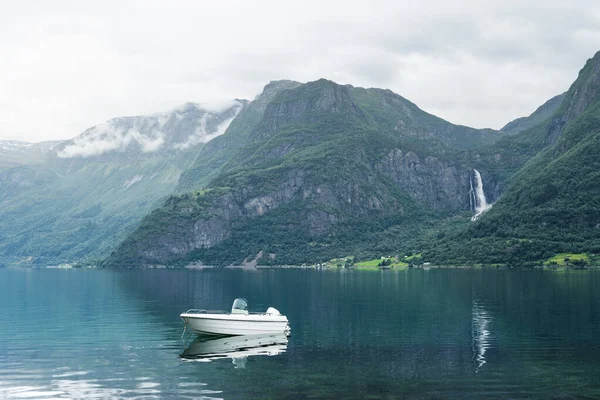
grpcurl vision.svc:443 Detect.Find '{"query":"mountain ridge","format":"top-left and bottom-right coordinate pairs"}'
top-left (103, 78), bottom-right (509, 267)
top-left (501, 93), bottom-right (566, 135)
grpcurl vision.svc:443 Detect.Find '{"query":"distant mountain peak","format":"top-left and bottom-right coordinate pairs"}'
top-left (263, 79), bottom-right (302, 89)
top-left (257, 80), bottom-right (303, 100)
top-left (563, 51), bottom-right (600, 118)
top-left (56, 100), bottom-right (246, 158)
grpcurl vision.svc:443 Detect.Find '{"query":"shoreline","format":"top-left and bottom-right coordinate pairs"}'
top-left (2, 263), bottom-right (599, 270)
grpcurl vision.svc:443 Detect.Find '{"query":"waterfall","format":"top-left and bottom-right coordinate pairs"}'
top-left (470, 169), bottom-right (491, 221)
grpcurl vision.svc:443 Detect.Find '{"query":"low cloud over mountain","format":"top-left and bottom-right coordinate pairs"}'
top-left (57, 101), bottom-right (245, 158)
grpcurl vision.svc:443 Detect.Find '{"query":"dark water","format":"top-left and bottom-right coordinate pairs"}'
top-left (1, 268), bottom-right (600, 399)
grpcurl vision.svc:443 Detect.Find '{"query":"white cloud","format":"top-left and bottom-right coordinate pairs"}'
top-left (57, 119), bottom-right (168, 158)
top-left (203, 116), bottom-right (237, 143)
top-left (183, 99), bottom-right (243, 114)
top-left (57, 100), bottom-right (243, 157)
top-left (0, 0), bottom-right (599, 142)
top-left (173, 103), bottom-right (243, 150)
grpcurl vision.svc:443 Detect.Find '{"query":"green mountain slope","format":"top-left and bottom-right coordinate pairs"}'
top-left (424, 51), bottom-right (600, 265)
top-left (501, 93), bottom-right (565, 135)
top-left (104, 79), bottom-right (508, 267)
top-left (0, 102), bottom-right (245, 266)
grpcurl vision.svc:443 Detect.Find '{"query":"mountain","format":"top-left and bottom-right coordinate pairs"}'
top-left (424, 51), bottom-right (600, 266)
top-left (0, 101), bottom-right (245, 266)
top-left (103, 79), bottom-right (507, 267)
top-left (0, 140), bottom-right (60, 167)
top-left (54, 101), bottom-right (245, 159)
top-left (177, 80), bottom-right (302, 192)
top-left (501, 93), bottom-right (566, 135)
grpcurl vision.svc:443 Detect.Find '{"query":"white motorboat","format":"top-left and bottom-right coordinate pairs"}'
top-left (180, 298), bottom-right (290, 336)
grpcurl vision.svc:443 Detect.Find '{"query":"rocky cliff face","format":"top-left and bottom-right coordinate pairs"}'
top-left (377, 149), bottom-right (470, 210)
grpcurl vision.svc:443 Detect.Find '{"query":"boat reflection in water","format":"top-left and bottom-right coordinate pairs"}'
top-left (180, 333), bottom-right (288, 368)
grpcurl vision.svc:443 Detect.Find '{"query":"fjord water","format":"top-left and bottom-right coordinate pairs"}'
top-left (1, 269), bottom-right (599, 399)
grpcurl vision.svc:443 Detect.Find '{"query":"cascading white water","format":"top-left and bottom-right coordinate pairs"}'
top-left (473, 169), bottom-right (488, 210)
top-left (470, 169), bottom-right (491, 221)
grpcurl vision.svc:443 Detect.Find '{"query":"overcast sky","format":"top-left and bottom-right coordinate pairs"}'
top-left (1, 0), bottom-right (599, 142)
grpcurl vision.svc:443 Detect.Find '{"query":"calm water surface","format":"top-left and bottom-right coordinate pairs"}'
top-left (1, 268), bottom-right (599, 399)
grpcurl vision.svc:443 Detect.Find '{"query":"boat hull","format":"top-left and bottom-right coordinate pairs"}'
top-left (181, 313), bottom-right (290, 336)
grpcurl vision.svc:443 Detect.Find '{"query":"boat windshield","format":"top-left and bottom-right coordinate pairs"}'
top-left (231, 298), bottom-right (249, 314)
